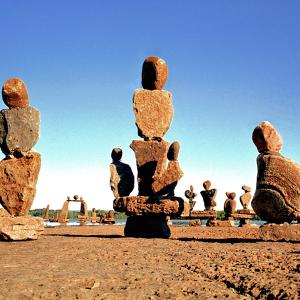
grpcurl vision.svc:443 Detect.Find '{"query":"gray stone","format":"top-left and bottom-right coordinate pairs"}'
top-left (1, 107), bottom-right (40, 156)
top-left (0, 112), bottom-right (5, 145)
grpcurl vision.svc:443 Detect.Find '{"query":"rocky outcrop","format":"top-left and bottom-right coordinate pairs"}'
top-left (0, 152), bottom-right (41, 216)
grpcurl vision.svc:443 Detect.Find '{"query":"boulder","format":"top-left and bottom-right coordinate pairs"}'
top-left (2, 78), bottom-right (29, 108)
top-left (141, 56), bottom-right (168, 90)
top-left (110, 161), bottom-right (134, 198)
top-left (0, 216), bottom-right (44, 241)
top-left (259, 223), bottom-right (300, 242)
top-left (130, 140), bottom-right (169, 195)
top-left (133, 89), bottom-right (173, 140)
top-left (0, 152), bottom-right (41, 216)
top-left (252, 152), bottom-right (300, 223)
top-left (1, 107), bottom-right (40, 156)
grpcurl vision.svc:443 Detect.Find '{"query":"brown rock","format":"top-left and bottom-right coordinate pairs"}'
top-left (189, 219), bottom-right (201, 226)
top-left (141, 56), bottom-right (168, 90)
top-left (130, 140), bottom-right (169, 195)
top-left (58, 200), bottom-right (69, 223)
top-left (240, 191), bottom-right (252, 209)
top-left (252, 121), bottom-right (282, 153)
top-left (1, 107), bottom-right (40, 156)
top-left (110, 161), bottom-right (134, 198)
top-left (0, 152), bottom-right (41, 216)
top-left (252, 152), bottom-right (300, 223)
top-left (0, 216), bottom-right (44, 241)
top-left (133, 89), bottom-right (173, 140)
top-left (113, 195), bottom-right (184, 216)
top-left (2, 78), bottom-right (29, 108)
top-left (259, 223), bottom-right (300, 241)
top-left (188, 210), bottom-right (217, 219)
top-left (242, 185), bottom-right (251, 192)
top-left (224, 193), bottom-right (236, 219)
top-left (207, 219), bottom-right (234, 227)
top-left (167, 141), bottom-right (180, 161)
top-left (200, 180), bottom-right (217, 210)
top-left (152, 161), bottom-right (184, 196)
top-left (111, 148), bottom-right (122, 162)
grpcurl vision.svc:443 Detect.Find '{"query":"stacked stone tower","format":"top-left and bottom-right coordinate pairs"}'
top-left (112, 57), bottom-right (185, 238)
top-left (0, 78), bottom-right (43, 240)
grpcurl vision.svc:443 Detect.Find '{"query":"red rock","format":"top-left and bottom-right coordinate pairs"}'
top-left (259, 223), bottom-right (300, 241)
top-left (130, 140), bottom-right (169, 195)
top-left (0, 152), bottom-right (41, 216)
top-left (252, 152), bottom-right (300, 223)
top-left (252, 121), bottom-right (282, 153)
top-left (2, 78), bottom-right (29, 108)
top-left (141, 56), bottom-right (168, 90)
top-left (113, 195), bottom-right (184, 216)
top-left (133, 89), bottom-right (173, 140)
top-left (0, 216), bottom-right (44, 241)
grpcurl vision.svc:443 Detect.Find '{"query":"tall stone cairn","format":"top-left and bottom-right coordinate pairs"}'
top-left (252, 121), bottom-right (300, 223)
top-left (0, 78), bottom-right (43, 241)
top-left (112, 57), bottom-right (185, 238)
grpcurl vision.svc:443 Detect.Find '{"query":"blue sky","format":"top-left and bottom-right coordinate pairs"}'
top-left (0, 1), bottom-right (299, 210)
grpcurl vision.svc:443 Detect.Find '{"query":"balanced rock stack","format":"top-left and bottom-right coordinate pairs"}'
top-left (0, 78), bottom-right (43, 241)
top-left (112, 57), bottom-right (185, 238)
top-left (252, 121), bottom-right (300, 224)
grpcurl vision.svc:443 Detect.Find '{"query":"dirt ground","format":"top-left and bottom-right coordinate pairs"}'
top-left (0, 225), bottom-right (299, 300)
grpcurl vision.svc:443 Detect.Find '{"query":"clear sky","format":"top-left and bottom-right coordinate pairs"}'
top-left (0, 1), bottom-right (299, 211)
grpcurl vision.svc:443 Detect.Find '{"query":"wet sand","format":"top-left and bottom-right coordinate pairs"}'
top-left (0, 225), bottom-right (299, 299)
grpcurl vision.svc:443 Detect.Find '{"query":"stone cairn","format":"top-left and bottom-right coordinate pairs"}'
top-left (0, 78), bottom-right (43, 240)
top-left (184, 185), bottom-right (197, 212)
top-left (236, 185), bottom-right (255, 226)
top-left (252, 121), bottom-right (300, 224)
top-left (112, 56), bottom-right (185, 238)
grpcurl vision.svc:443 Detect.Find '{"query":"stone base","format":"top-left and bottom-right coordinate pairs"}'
top-left (259, 223), bottom-right (300, 242)
top-left (0, 216), bottom-right (44, 241)
top-left (124, 215), bottom-right (171, 238)
top-left (207, 219), bottom-right (234, 227)
top-left (182, 210), bottom-right (217, 220)
top-left (114, 195), bottom-right (184, 216)
top-left (102, 218), bottom-right (115, 224)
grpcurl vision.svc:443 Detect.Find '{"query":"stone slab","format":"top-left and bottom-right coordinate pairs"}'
top-left (133, 89), bottom-right (173, 140)
top-left (259, 223), bottom-right (300, 242)
top-left (0, 216), bottom-right (44, 241)
top-left (113, 196), bottom-right (184, 216)
top-left (181, 210), bottom-right (217, 220)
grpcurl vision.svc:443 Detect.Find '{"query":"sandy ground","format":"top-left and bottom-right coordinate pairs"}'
top-left (0, 225), bottom-right (299, 300)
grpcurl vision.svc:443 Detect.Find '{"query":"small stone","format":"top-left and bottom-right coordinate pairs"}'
top-left (0, 216), bottom-right (44, 241)
top-left (111, 148), bottom-right (122, 162)
top-left (2, 78), bottom-right (29, 108)
top-left (142, 56), bottom-right (168, 90)
top-left (242, 185), bottom-right (251, 192)
top-left (0, 152), bottom-right (41, 216)
top-left (1, 107), bottom-right (40, 156)
top-left (167, 141), bottom-right (180, 161)
top-left (252, 121), bottom-right (282, 153)
top-left (133, 89), bottom-right (173, 140)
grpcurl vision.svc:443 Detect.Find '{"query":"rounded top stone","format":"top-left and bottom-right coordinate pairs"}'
top-left (2, 78), bottom-right (29, 108)
top-left (167, 141), bottom-right (180, 161)
top-left (252, 121), bottom-right (283, 153)
top-left (111, 148), bottom-right (122, 161)
top-left (242, 185), bottom-right (251, 192)
top-left (142, 56), bottom-right (168, 90)
top-left (229, 192), bottom-right (236, 200)
top-left (203, 180), bottom-right (211, 190)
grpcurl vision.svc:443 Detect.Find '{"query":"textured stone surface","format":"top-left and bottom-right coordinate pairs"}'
top-left (2, 78), bottom-right (29, 108)
top-left (200, 184), bottom-right (217, 210)
top-left (259, 223), bottom-right (300, 241)
top-left (0, 112), bottom-right (5, 145)
top-left (240, 191), bottom-right (252, 209)
top-left (0, 208), bottom-right (10, 217)
top-left (141, 56), bottom-right (168, 90)
top-left (181, 210), bottom-right (217, 220)
top-left (1, 107), bottom-right (40, 156)
top-left (110, 162), bottom-right (134, 198)
top-left (252, 153), bottom-right (300, 223)
top-left (224, 193), bottom-right (237, 219)
top-left (130, 140), bottom-right (169, 195)
top-left (152, 161), bottom-right (184, 196)
top-left (207, 219), bottom-right (234, 227)
top-left (133, 89), bottom-right (173, 140)
top-left (0, 216), bottom-right (44, 241)
top-left (113, 196), bottom-right (184, 216)
top-left (0, 152), bottom-right (41, 216)
top-left (252, 121), bottom-right (282, 153)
